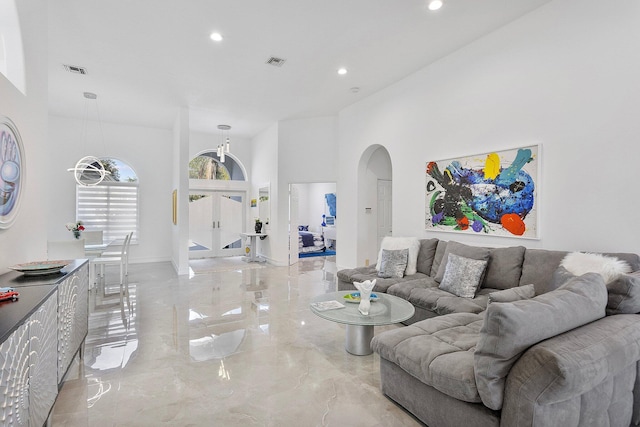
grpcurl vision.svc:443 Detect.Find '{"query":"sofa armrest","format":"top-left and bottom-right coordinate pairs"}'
top-left (501, 314), bottom-right (640, 427)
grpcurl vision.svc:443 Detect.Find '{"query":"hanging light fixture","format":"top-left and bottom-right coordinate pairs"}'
top-left (67, 92), bottom-right (111, 186)
top-left (217, 124), bottom-right (231, 163)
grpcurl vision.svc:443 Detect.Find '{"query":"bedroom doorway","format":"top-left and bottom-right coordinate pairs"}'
top-left (289, 182), bottom-right (337, 265)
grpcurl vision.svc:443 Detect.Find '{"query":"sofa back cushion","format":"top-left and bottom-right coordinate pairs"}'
top-left (474, 272), bottom-right (607, 411)
top-left (430, 240), bottom-right (449, 278)
top-left (434, 241), bottom-right (490, 283)
top-left (519, 249), bottom-right (569, 294)
top-left (415, 238), bottom-right (440, 275)
top-left (482, 246), bottom-right (526, 290)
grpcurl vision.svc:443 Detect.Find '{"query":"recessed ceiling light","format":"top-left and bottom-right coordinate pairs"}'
top-left (210, 32), bottom-right (223, 42)
top-left (428, 0), bottom-right (443, 11)
top-left (337, 68), bottom-right (348, 75)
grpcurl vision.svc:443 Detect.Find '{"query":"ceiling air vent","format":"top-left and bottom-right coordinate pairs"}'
top-left (265, 57), bottom-right (286, 67)
top-left (63, 64), bottom-right (87, 75)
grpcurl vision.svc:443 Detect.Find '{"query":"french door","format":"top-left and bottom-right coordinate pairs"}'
top-left (189, 191), bottom-right (245, 258)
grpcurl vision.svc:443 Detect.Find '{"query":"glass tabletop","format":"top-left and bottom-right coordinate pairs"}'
top-left (310, 291), bottom-right (415, 326)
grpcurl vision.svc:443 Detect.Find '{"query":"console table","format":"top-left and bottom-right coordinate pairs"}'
top-left (0, 259), bottom-right (89, 426)
top-left (240, 233), bottom-right (267, 262)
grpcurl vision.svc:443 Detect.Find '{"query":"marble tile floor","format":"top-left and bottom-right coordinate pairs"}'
top-left (50, 257), bottom-right (423, 426)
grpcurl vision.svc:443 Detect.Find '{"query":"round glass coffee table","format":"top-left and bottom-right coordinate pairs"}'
top-left (310, 291), bottom-right (415, 356)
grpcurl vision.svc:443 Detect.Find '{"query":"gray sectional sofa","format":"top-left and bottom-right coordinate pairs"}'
top-left (337, 238), bottom-right (640, 427)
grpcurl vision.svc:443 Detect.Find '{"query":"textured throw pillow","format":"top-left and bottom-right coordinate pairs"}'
top-left (435, 241), bottom-right (490, 283)
top-left (375, 237), bottom-right (421, 275)
top-left (298, 225), bottom-right (309, 231)
top-left (438, 253), bottom-right (488, 298)
top-left (560, 252), bottom-right (631, 284)
top-left (474, 272), bottom-right (607, 411)
top-left (488, 284), bottom-right (535, 304)
top-left (606, 270), bottom-right (640, 315)
top-left (377, 249), bottom-right (409, 279)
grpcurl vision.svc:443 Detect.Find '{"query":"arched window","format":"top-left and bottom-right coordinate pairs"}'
top-left (189, 152), bottom-right (245, 181)
top-left (76, 158), bottom-right (139, 243)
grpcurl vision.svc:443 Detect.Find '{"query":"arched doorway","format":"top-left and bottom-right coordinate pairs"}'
top-left (357, 145), bottom-right (392, 266)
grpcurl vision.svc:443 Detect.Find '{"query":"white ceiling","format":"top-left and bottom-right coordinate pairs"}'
top-left (47, 0), bottom-right (551, 139)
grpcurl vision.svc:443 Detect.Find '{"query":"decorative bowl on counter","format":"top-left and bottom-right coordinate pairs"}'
top-left (8, 260), bottom-right (71, 276)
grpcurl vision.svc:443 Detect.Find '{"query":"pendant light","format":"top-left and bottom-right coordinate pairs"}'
top-left (67, 92), bottom-right (111, 186)
top-left (217, 124), bottom-right (231, 163)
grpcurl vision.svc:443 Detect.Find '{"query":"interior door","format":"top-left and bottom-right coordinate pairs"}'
top-left (377, 180), bottom-right (392, 250)
top-left (189, 191), bottom-right (245, 258)
top-left (289, 185), bottom-right (299, 265)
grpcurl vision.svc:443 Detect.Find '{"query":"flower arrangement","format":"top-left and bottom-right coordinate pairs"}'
top-left (66, 221), bottom-right (85, 238)
top-left (65, 221), bottom-right (85, 232)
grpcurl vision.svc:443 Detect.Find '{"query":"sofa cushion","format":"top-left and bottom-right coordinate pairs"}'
top-left (337, 265), bottom-right (377, 283)
top-left (435, 241), bottom-right (491, 283)
top-left (376, 237), bottom-right (421, 275)
top-left (387, 277), bottom-right (438, 300)
top-left (371, 313), bottom-right (485, 403)
top-left (487, 284), bottom-right (535, 304)
top-left (415, 238), bottom-right (440, 275)
top-left (605, 271), bottom-right (640, 315)
top-left (438, 254), bottom-right (488, 298)
top-left (519, 249), bottom-right (568, 294)
top-left (482, 246), bottom-right (526, 290)
top-left (474, 272), bottom-right (608, 411)
top-left (378, 248), bottom-right (409, 279)
top-left (408, 287), bottom-right (493, 316)
top-left (429, 240), bottom-right (449, 278)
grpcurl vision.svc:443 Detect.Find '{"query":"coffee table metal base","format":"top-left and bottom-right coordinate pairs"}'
top-left (345, 324), bottom-right (374, 356)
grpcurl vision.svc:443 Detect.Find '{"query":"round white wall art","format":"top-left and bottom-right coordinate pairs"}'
top-left (0, 117), bottom-right (25, 229)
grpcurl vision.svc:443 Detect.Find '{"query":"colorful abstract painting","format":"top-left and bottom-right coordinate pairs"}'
top-left (425, 145), bottom-right (539, 238)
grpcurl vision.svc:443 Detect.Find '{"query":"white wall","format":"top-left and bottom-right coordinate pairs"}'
top-left (273, 116), bottom-right (338, 265)
top-left (48, 115), bottom-right (174, 264)
top-left (338, 0), bottom-right (640, 269)
top-left (0, 0), bottom-right (48, 274)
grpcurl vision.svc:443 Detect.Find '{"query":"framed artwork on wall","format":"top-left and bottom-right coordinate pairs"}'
top-left (425, 144), bottom-right (540, 239)
top-left (0, 117), bottom-right (25, 229)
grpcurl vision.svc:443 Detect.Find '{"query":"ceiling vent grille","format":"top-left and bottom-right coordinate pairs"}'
top-left (63, 64), bottom-right (87, 75)
top-left (265, 57), bottom-right (286, 67)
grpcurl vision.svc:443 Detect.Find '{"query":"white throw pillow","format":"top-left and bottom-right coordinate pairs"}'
top-left (560, 252), bottom-right (631, 284)
top-left (375, 237), bottom-right (420, 275)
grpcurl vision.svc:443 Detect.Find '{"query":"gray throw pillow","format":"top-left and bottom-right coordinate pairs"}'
top-left (474, 272), bottom-right (607, 411)
top-left (606, 271), bottom-right (640, 315)
top-left (435, 241), bottom-right (490, 283)
top-left (488, 284), bottom-right (535, 304)
top-left (377, 248), bottom-right (409, 279)
top-left (438, 253), bottom-right (488, 298)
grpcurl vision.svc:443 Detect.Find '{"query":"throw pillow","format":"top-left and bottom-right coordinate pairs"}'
top-left (375, 237), bottom-right (421, 275)
top-left (560, 252), bottom-right (631, 284)
top-left (474, 272), bottom-right (607, 411)
top-left (487, 284), bottom-right (535, 304)
top-left (377, 249), bottom-right (409, 279)
top-left (298, 225), bottom-right (309, 231)
top-left (606, 270), bottom-right (640, 315)
top-left (435, 241), bottom-right (491, 283)
top-left (438, 253), bottom-right (488, 298)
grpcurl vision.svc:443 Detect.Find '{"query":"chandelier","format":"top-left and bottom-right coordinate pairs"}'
top-left (67, 92), bottom-right (110, 186)
top-left (216, 124), bottom-right (231, 163)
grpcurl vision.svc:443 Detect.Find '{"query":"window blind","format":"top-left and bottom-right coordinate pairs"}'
top-left (76, 183), bottom-right (139, 244)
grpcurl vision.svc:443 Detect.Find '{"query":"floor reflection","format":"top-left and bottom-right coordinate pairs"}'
top-left (51, 255), bottom-right (421, 426)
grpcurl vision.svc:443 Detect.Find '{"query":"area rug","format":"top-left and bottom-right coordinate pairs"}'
top-left (299, 250), bottom-right (336, 258)
top-left (189, 256), bottom-right (265, 274)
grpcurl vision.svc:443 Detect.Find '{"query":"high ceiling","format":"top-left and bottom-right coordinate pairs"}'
top-left (47, 0), bottom-right (551, 139)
